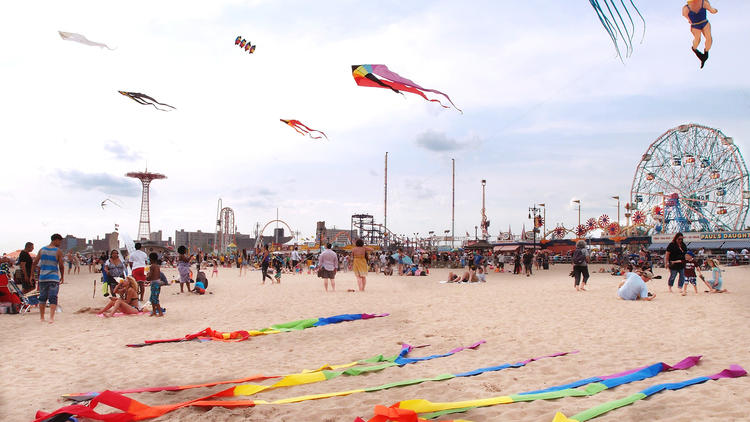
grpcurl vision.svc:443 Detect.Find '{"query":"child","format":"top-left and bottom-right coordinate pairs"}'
top-left (476, 266), bottom-right (487, 283)
top-left (147, 253), bottom-right (165, 317)
top-left (273, 255), bottom-right (282, 283)
top-left (703, 259), bottom-right (728, 293)
top-left (681, 252), bottom-right (702, 296)
top-left (177, 246), bottom-right (192, 293)
top-left (212, 259), bottom-right (219, 277)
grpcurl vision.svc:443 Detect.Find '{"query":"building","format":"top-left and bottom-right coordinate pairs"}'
top-left (315, 221), bottom-right (357, 247)
top-left (63, 235), bottom-right (87, 252)
top-left (91, 232), bottom-right (119, 253)
top-left (175, 229), bottom-right (216, 251)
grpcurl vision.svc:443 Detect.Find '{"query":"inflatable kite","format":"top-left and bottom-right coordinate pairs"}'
top-left (280, 119), bottom-right (328, 140)
top-left (683, 0), bottom-right (718, 68)
top-left (118, 91), bottom-right (175, 111)
top-left (100, 198), bottom-right (122, 209)
top-left (58, 31), bottom-right (114, 50)
top-left (588, 1), bottom-right (645, 60)
top-left (234, 36), bottom-right (256, 54)
top-left (126, 312), bottom-right (387, 347)
top-left (353, 356), bottom-right (705, 422)
top-left (351, 64), bottom-right (462, 113)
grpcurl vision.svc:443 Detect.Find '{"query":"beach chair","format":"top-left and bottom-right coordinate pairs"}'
top-left (5, 276), bottom-right (40, 315)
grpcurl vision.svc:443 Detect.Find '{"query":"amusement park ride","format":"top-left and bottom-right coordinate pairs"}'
top-left (525, 124), bottom-right (750, 242)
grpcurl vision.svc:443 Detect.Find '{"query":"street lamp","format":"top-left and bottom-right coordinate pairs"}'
top-left (612, 196), bottom-right (620, 227)
top-left (539, 203), bottom-right (546, 240)
top-left (474, 225), bottom-right (478, 241)
top-left (572, 199), bottom-right (581, 228)
top-left (529, 205), bottom-right (541, 251)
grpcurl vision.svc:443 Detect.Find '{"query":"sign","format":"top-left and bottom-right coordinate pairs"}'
top-left (699, 231), bottom-right (750, 240)
top-left (652, 231), bottom-right (750, 243)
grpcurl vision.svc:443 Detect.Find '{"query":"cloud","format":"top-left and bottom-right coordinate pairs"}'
top-left (58, 170), bottom-right (140, 197)
top-left (104, 141), bottom-right (142, 161)
top-left (415, 131), bottom-right (481, 152)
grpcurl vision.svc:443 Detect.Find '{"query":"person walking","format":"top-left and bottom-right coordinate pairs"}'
top-left (572, 240), bottom-right (590, 291)
top-left (128, 242), bottom-right (148, 301)
top-left (31, 234), bottom-right (65, 323)
top-left (291, 247), bottom-right (301, 274)
top-left (522, 249), bottom-right (533, 277)
top-left (351, 239), bottom-right (371, 292)
top-left (665, 232), bottom-right (687, 293)
top-left (260, 246), bottom-right (273, 284)
top-left (318, 243), bottom-right (338, 292)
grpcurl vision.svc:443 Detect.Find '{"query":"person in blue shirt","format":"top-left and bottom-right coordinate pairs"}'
top-left (617, 270), bottom-right (655, 301)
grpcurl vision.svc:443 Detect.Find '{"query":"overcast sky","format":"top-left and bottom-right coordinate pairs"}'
top-left (2, 1), bottom-right (750, 252)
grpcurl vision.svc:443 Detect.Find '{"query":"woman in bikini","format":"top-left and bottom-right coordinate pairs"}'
top-left (683, 0), bottom-right (718, 68)
top-left (102, 277), bottom-right (141, 317)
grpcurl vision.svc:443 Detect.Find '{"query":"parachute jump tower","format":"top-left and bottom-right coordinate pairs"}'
top-left (126, 168), bottom-right (167, 241)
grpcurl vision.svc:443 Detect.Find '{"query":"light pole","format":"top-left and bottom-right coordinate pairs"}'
top-left (612, 196), bottom-right (620, 227)
top-left (573, 199), bottom-right (581, 228)
top-left (539, 203), bottom-right (546, 240)
top-left (414, 232), bottom-right (419, 250)
top-left (474, 226), bottom-right (478, 241)
top-left (480, 179), bottom-right (488, 240)
top-left (428, 231), bottom-right (434, 249)
top-left (529, 205), bottom-right (541, 251)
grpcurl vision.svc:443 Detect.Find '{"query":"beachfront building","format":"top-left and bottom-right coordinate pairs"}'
top-left (63, 235), bottom-right (87, 252)
top-left (175, 229), bottom-right (216, 251)
top-left (90, 232), bottom-right (119, 253)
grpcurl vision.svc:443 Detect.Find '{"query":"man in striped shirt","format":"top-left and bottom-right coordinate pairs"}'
top-left (31, 233), bottom-right (65, 323)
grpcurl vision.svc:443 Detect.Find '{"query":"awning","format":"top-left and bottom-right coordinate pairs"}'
top-left (493, 245), bottom-right (519, 252)
top-left (720, 241), bottom-right (750, 250)
top-left (687, 241), bottom-right (725, 250)
top-left (648, 243), bottom-right (669, 251)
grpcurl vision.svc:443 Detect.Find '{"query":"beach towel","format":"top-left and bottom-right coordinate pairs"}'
top-left (97, 311), bottom-right (150, 317)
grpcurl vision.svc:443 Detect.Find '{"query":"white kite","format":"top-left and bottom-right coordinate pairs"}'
top-left (58, 31), bottom-right (115, 50)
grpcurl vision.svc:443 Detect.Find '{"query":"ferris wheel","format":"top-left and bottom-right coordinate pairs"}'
top-left (630, 123), bottom-right (750, 233)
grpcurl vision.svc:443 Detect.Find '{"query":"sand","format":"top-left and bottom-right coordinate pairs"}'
top-left (2, 263), bottom-right (749, 421)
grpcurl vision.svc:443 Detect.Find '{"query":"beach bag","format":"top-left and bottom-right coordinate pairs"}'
top-left (572, 249), bottom-right (586, 266)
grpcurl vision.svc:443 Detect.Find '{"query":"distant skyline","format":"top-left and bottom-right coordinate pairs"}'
top-left (2, 1), bottom-right (750, 252)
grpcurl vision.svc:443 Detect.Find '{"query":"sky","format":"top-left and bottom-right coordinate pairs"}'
top-left (2, 0), bottom-right (750, 252)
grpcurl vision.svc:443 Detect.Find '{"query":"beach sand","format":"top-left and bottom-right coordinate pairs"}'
top-left (2, 263), bottom-right (749, 421)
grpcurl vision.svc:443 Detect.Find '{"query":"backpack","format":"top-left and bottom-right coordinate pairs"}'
top-left (572, 248), bottom-right (586, 266)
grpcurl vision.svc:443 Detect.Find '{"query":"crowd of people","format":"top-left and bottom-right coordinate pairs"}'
top-left (0, 231), bottom-right (736, 321)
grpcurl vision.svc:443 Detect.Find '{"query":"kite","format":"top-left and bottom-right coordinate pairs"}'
top-left (353, 356), bottom-right (702, 422)
top-left (280, 119), bottom-right (328, 140)
top-left (126, 312), bottom-right (387, 347)
top-left (351, 65), bottom-right (462, 113)
top-left (683, 0), bottom-right (718, 68)
top-left (100, 198), bottom-right (122, 209)
top-left (63, 340), bottom-right (485, 402)
top-left (552, 364), bottom-right (746, 422)
top-left (58, 31), bottom-right (115, 50)
top-left (34, 348), bottom-right (572, 422)
top-left (118, 91), bottom-right (175, 111)
top-left (588, 1), bottom-right (645, 60)
top-left (234, 36), bottom-right (256, 54)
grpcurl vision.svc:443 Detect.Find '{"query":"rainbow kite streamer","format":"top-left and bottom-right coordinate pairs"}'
top-left (63, 340), bottom-right (485, 402)
top-left (35, 349), bottom-right (572, 422)
top-left (552, 364), bottom-right (746, 422)
top-left (353, 356), bottom-right (703, 422)
top-left (126, 312), bottom-right (388, 347)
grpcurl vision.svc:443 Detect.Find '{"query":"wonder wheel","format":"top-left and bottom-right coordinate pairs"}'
top-left (631, 123), bottom-right (750, 232)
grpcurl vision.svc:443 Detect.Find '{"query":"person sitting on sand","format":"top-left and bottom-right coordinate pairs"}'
top-left (703, 259), bottom-right (727, 293)
top-left (102, 276), bottom-right (141, 316)
top-left (476, 266), bottom-right (486, 282)
top-left (617, 270), bottom-right (655, 301)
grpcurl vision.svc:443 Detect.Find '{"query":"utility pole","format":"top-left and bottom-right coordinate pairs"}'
top-left (451, 158), bottom-right (455, 249)
top-left (384, 152), bottom-right (388, 248)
